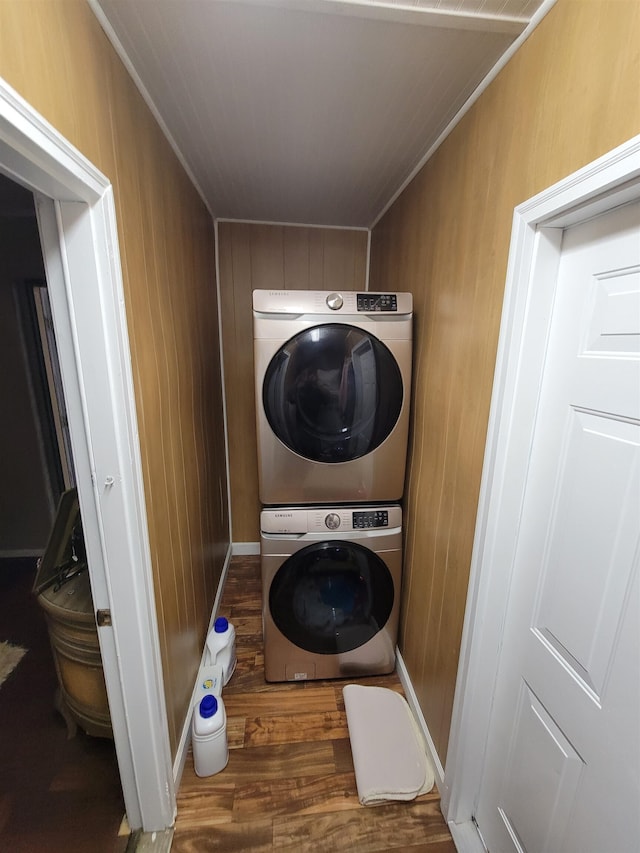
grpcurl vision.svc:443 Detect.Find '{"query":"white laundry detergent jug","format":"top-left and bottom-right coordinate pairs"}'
top-left (205, 616), bottom-right (237, 686)
top-left (192, 694), bottom-right (229, 777)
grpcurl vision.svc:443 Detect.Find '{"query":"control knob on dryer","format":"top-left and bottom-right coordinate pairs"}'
top-left (326, 292), bottom-right (343, 310)
top-left (325, 513), bottom-right (341, 530)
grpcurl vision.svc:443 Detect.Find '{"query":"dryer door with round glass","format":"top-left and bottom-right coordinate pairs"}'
top-left (263, 323), bottom-right (403, 464)
top-left (253, 290), bottom-right (413, 504)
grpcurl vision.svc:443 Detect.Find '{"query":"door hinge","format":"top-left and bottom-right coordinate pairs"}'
top-left (96, 609), bottom-right (112, 627)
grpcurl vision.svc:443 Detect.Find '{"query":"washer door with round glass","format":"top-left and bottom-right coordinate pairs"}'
top-left (263, 323), bottom-right (403, 464)
top-left (269, 540), bottom-right (395, 655)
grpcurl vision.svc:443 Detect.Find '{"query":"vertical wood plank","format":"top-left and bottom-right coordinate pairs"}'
top-left (283, 227), bottom-right (311, 289)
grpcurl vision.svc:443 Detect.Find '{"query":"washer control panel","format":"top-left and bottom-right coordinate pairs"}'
top-left (261, 505), bottom-right (401, 534)
top-left (352, 510), bottom-right (389, 529)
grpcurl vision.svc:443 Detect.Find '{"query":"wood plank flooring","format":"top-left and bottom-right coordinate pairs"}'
top-left (172, 556), bottom-right (456, 853)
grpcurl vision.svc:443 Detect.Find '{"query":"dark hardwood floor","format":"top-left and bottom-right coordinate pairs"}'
top-left (173, 556), bottom-right (457, 853)
top-left (0, 558), bottom-right (128, 853)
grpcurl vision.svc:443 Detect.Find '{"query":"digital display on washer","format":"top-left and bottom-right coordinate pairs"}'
top-left (352, 510), bottom-right (389, 529)
top-left (357, 293), bottom-right (397, 312)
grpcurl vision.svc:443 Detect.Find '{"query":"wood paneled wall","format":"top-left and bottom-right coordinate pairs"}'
top-left (370, 0), bottom-right (640, 764)
top-left (217, 222), bottom-right (368, 542)
top-left (0, 1), bottom-right (229, 756)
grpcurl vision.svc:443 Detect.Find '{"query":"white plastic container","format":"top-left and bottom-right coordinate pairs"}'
top-left (205, 616), bottom-right (237, 686)
top-left (194, 664), bottom-right (223, 703)
top-left (192, 694), bottom-right (229, 777)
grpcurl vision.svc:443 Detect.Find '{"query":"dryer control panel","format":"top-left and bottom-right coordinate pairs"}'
top-left (253, 289), bottom-right (412, 316)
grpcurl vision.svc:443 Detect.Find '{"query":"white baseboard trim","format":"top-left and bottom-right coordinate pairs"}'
top-left (448, 819), bottom-right (487, 853)
top-left (172, 542), bottom-right (233, 787)
top-left (395, 649), bottom-right (446, 793)
top-left (127, 827), bottom-right (174, 853)
top-left (232, 541), bottom-right (260, 555)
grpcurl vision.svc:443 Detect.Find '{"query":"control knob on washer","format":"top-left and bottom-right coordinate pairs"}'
top-left (325, 513), bottom-right (341, 530)
top-left (326, 292), bottom-right (343, 311)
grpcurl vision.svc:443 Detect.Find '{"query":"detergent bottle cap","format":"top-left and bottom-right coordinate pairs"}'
top-left (214, 616), bottom-right (229, 633)
top-left (199, 695), bottom-right (218, 719)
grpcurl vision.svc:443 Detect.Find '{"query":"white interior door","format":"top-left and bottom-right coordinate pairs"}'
top-left (474, 200), bottom-right (640, 853)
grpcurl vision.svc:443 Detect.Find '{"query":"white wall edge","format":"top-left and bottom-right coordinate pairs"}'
top-left (365, 229), bottom-right (372, 291)
top-left (232, 541), bottom-right (261, 556)
top-left (395, 649), bottom-right (445, 792)
top-left (51, 193), bottom-right (176, 831)
top-left (449, 819), bottom-right (487, 853)
top-left (214, 219), bottom-right (234, 547)
top-left (216, 217), bottom-right (369, 232)
top-left (0, 78), bottom-right (107, 201)
top-left (369, 0), bottom-right (558, 229)
top-left (233, 0), bottom-right (527, 34)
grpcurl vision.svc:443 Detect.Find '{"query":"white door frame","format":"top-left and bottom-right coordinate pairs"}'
top-left (0, 78), bottom-right (175, 830)
top-left (441, 133), bottom-right (640, 851)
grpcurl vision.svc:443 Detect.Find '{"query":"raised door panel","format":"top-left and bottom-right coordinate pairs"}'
top-left (496, 684), bottom-right (583, 853)
top-left (534, 412), bottom-right (639, 700)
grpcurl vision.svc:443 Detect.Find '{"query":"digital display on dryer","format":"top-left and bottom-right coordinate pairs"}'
top-left (352, 510), bottom-right (389, 529)
top-left (357, 293), bottom-right (397, 312)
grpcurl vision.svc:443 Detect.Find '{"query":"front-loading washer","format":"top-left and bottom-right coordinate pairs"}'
top-left (253, 289), bottom-right (412, 505)
top-left (260, 504), bottom-right (402, 682)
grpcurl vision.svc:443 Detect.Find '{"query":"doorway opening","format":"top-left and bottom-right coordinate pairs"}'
top-left (0, 174), bottom-right (128, 850)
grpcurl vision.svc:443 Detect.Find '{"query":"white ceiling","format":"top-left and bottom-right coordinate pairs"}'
top-left (92, 0), bottom-right (549, 228)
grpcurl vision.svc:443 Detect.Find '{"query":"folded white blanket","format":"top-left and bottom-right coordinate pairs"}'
top-left (343, 684), bottom-right (435, 807)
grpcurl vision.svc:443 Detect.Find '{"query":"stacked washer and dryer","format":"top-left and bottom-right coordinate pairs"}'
top-left (253, 289), bottom-right (412, 682)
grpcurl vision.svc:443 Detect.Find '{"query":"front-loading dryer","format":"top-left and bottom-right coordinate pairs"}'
top-left (253, 289), bottom-right (412, 505)
top-left (260, 504), bottom-right (402, 682)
